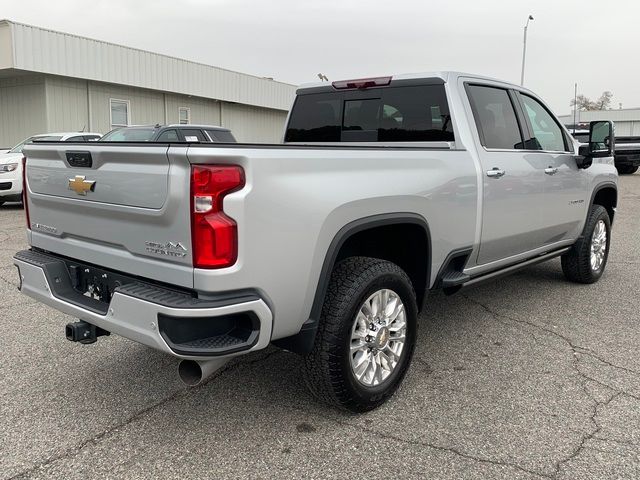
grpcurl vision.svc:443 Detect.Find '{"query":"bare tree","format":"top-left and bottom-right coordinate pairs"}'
top-left (595, 91), bottom-right (613, 110)
top-left (571, 91), bottom-right (613, 111)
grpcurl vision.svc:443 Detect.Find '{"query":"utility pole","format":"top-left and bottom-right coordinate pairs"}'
top-left (520, 15), bottom-right (534, 86)
top-left (573, 83), bottom-right (578, 135)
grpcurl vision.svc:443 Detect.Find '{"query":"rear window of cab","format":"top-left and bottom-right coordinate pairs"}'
top-left (285, 85), bottom-right (454, 143)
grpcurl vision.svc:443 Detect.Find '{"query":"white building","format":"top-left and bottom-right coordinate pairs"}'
top-left (558, 108), bottom-right (640, 136)
top-left (0, 20), bottom-right (297, 147)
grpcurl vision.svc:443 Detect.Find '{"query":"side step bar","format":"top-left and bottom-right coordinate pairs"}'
top-left (441, 270), bottom-right (471, 289)
top-left (463, 247), bottom-right (571, 288)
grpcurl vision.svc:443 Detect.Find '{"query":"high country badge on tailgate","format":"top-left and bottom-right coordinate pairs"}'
top-left (145, 241), bottom-right (188, 258)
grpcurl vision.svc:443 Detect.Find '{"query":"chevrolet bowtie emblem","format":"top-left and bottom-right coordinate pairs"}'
top-left (68, 175), bottom-right (96, 196)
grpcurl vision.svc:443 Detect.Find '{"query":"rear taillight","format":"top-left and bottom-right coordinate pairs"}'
top-left (190, 165), bottom-right (244, 269)
top-left (22, 156), bottom-right (30, 230)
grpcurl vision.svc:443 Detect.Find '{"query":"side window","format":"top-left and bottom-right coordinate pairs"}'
top-left (156, 130), bottom-right (179, 142)
top-left (180, 129), bottom-right (207, 142)
top-left (179, 107), bottom-right (190, 125)
top-left (110, 99), bottom-right (130, 128)
top-left (66, 135), bottom-right (85, 142)
top-left (206, 130), bottom-right (236, 142)
top-left (84, 135), bottom-right (101, 142)
top-left (520, 95), bottom-right (567, 152)
top-left (467, 85), bottom-right (523, 150)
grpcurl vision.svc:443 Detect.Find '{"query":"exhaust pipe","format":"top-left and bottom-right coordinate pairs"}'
top-left (178, 358), bottom-right (229, 386)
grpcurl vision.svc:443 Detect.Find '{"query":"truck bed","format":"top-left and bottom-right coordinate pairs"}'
top-left (23, 140), bottom-right (477, 340)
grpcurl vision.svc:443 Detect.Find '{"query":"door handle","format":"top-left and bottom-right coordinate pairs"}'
top-left (544, 167), bottom-right (558, 175)
top-left (486, 168), bottom-right (506, 178)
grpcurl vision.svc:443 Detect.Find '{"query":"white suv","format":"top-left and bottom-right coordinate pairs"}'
top-left (0, 132), bottom-right (101, 206)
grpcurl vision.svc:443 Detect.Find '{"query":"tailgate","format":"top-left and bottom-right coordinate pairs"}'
top-left (23, 143), bottom-right (194, 288)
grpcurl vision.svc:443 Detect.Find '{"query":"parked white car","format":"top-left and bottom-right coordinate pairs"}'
top-left (0, 132), bottom-right (102, 205)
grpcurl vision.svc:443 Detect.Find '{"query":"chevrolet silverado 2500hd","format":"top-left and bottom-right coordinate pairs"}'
top-left (14, 72), bottom-right (618, 412)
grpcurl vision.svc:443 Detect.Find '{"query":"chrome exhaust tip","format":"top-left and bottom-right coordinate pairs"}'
top-left (178, 358), bottom-right (229, 386)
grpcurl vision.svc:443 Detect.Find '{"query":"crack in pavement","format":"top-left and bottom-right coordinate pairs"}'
top-left (553, 391), bottom-right (621, 478)
top-left (460, 293), bottom-right (639, 478)
top-left (310, 409), bottom-right (553, 479)
top-left (590, 435), bottom-right (640, 449)
top-left (6, 349), bottom-right (283, 480)
top-left (461, 294), bottom-right (640, 379)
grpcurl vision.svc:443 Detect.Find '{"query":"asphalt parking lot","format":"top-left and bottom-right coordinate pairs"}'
top-left (1, 175), bottom-right (639, 480)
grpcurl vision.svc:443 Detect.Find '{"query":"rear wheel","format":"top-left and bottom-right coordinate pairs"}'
top-left (303, 257), bottom-right (417, 412)
top-left (561, 204), bottom-right (611, 284)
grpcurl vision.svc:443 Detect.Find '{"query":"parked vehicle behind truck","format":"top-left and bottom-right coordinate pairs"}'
top-left (570, 129), bottom-right (638, 174)
top-left (15, 72), bottom-right (618, 412)
top-left (0, 132), bottom-right (101, 206)
top-left (100, 124), bottom-right (236, 143)
top-left (612, 136), bottom-right (640, 174)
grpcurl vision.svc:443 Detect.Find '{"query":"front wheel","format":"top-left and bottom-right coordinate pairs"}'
top-left (561, 205), bottom-right (611, 284)
top-left (303, 257), bottom-right (418, 412)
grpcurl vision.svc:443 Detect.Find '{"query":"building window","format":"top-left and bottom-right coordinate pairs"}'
top-left (110, 99), bottom-right (130, 127)
top-left (179, 107), bottom-right (190, 125)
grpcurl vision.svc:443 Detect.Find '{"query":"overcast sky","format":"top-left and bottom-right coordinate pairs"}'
top-left (2, 0), bottom-right (637, 114)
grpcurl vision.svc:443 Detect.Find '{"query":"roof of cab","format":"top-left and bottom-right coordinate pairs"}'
top-left (297, 71), bottom-right (524, 93)
top-left (32, 132), bottom-right (102, 139)
top-left (111, 124), bottom-right (231, 131)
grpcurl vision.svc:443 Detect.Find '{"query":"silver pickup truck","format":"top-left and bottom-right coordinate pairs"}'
top-left (15, 72), bottom-right (618, 412)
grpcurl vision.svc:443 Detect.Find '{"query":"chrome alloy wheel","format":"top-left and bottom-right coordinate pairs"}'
top-left (349, 289), bottom-right (407, 387)
top-left (590, 219), bottom-right (607, 271)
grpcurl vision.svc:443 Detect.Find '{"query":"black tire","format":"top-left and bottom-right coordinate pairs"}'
top-left (0, 201), bottom-right (4, 207)
top-left (303, 256), bottom-right (418, 412)
top-left (617, 165), bottom-right (638, 174)
top-left (561, 204), bottom-right (611, 284)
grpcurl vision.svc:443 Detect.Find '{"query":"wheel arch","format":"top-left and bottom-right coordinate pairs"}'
top-left (273, 213), bottom-right (431, 355)
top-left (590, 182), bottom-right (617, 224)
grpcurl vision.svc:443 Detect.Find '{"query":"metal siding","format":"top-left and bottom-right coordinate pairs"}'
top-left (88, 81), bottom-right (165, 134)
top-left (44, 76), bottom-right (89, 133)
top-left (614, 122), bottom-right (631, 136)
top-left (8, 21), bottom-right (296, 111)
top-left (0, 22), bottom-right (13, 69)
top-left (0, 75), bottom-right (47, 147)
top-left (164, 94), bottom-right (222, 126)
top-left (559, 109), bottom-right (640, 123)
top-left (221, 103), bottom-right (288, 143)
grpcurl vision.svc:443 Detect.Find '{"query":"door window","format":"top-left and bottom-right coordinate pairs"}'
top-left (467, 85), bottom-right (523, 150)
top-left (206, 130), bottom-right (236, 142)
top-left (520, 95), bottom-right (567, 152)
top-left (180, 129), bottom-right (207, 142)
top-left (156, 130), bottom-right (179, 142)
